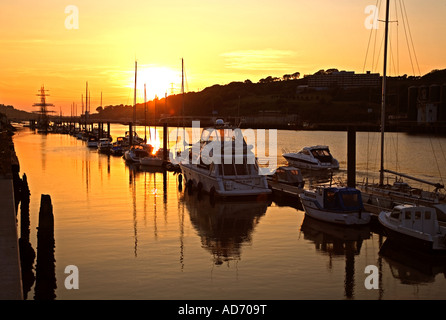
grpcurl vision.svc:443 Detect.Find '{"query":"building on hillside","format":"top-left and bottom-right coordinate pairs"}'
top-left (307, 71), bottom-right (381, 89)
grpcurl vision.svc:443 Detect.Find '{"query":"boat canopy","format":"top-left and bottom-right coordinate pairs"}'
top-left (309, 147), bottom-right (333, 163)
top-left (323, 187), bottom-right (364, 211)
top-left (273, 166), bottom-right (302, 183)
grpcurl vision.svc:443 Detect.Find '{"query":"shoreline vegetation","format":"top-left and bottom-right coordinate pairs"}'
top-left (2, 68), bottom-right (446, 134)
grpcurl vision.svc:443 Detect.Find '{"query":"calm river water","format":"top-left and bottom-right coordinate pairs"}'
top-left (11, 124), bottom-right (446, 300)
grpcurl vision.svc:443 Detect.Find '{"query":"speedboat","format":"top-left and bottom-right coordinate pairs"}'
top-left (97, 138), bottom-right (112, 154)
top-left (378, 204), bottom-right (446, 253)
top-left (124, 145), bottom-right (149, 163)
top-left (283, 145), bottom-right (339, 170)
top-left (299, 186), bottom-right (371, 225)
top-left (178, 120), bottom-right (272, 199)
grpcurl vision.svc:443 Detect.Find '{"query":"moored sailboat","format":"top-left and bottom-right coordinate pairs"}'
top-left (357, 0), bottom-right (445, 213)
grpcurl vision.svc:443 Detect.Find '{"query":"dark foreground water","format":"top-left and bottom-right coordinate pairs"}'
top-left (11, 125), bottom-right (446, 300)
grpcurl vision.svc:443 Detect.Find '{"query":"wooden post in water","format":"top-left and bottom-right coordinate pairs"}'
top-left (163, 122), bottom-right (168, 164)
top-left (107, 122), bottom-right (110, 140)
top-left (347, 127), bottom-right (356, 188)
top-left (129, 123), bottom-right (133, 146)
top-left (34, 194), bottom-right (56, 300)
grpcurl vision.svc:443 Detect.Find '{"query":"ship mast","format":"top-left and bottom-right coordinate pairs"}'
top-left (379, 0), bottom-right (390, 186)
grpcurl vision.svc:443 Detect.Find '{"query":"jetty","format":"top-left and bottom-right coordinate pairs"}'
top-left (0, 130), bottom-right (23, 300)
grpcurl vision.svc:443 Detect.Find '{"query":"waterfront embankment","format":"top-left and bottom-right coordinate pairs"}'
top-left (0, 130), bottom-right (23, 300)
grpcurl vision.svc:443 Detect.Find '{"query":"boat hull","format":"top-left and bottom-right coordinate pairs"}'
top-left (180, 164), bottom-right (272, 199)
top-left (300, 196), bottom-right (371, 225)
top-left (283, 156), bottom-right (339, 170)
top-left (378, 212), bottom-right (446, 253)
top-left (140, 157), bottom-right (164, 167)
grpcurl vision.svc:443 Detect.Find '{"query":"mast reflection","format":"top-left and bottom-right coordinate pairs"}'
top-left (126, 162), bottom-right (168, 257)
top-left (184, 192), bottom-right (270, 265)
top-left (299, 216), bottom-right (372, 299)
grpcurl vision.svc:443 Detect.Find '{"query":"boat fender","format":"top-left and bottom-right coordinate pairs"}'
top-left (178, 174), bottom-right (183, 185)
top-left (197, 182), bottom-right (203, 193)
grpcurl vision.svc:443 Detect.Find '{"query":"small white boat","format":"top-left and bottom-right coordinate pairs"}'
top-left (299, 186), bottom-right (371, 225)
top-left (378, 204), bottom-right (446, 252)
top-left (140, 145), bottom-right (164, 167)
top-left (283, 145), bottom-right (339, 170)
top-left (97, 138), bottom-right (112, 153)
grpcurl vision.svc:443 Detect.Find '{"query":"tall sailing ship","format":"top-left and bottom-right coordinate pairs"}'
top-left (33, 86), bottom-right (55, 133)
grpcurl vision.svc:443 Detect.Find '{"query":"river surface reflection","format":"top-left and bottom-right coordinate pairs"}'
top-left (11, 125), bottom-right (446, 300)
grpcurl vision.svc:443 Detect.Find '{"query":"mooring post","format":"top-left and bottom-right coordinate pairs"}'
top-left (347, 127), bottom-right (356, 188)
top-left (35, 194), bottom-right (56, 300)
top-left (163, 122), bottom-right (168, 163)
top-left (129, 123), bottom-right (133, 146)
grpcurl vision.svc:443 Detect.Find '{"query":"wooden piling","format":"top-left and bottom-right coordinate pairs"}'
top-left (347, 127), bottom-right (356, 188)
top-left (34, 194), bottom-right (56, 300)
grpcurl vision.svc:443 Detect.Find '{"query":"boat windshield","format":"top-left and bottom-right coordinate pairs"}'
top-left (275, 168), bottom-right (301, 182)
top-left (311, 149), bottom-right (333, 163)
top-left (324, 188), bottom-right (363, 211)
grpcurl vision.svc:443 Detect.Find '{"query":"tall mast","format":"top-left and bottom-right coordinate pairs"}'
top-left (144, 83), bottom-right (147, 143)
top-left (379, 0), bottom-right (390, 186)
top-left (181, 58), bottom-right (185, 128)
top-left (133, 60), bottom-right (137, 125)
top-left (85, 82), bottom-right (88, 130)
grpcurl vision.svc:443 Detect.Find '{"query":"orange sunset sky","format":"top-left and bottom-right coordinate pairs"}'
top-left (1, 0), bottom-right (445, 115)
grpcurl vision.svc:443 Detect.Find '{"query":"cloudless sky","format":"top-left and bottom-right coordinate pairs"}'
top-left (1, 0), bottom-right (445, 114)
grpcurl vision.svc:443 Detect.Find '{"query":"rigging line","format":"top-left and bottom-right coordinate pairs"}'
top-left (398, 0), bottom-right (415, 76)
top-left (394, 0), bottom-right (400, 75)
top-left (437, 136), bottom-right (446, 166)
top-left (372, 0), bottom-right (383, 72)
top-left (400, 0), bottom-right (421, 76)
top-left (429, 137), bottom-right (444, 185)
top-left (371, 29), bottom-right (385, 75)
top-left (363, 0), bottom-right (381, 73)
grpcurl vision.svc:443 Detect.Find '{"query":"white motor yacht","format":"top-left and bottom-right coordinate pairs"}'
top-left (283, 145), bottom-right (339, 170)
top-left (178, 120), bottom-right (272, 199)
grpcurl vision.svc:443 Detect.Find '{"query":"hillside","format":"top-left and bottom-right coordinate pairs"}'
top-left (3, 68), bottom-right (446, 129)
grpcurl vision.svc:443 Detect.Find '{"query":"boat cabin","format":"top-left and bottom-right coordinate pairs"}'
top-left (387, 205), bottom-right (440, 234)
top-left (269, 166), bottom-right (305, 187)
top-left (305, 146), bottom-right (334, 163)
top-left (319, 187), bottom-right (364, 212)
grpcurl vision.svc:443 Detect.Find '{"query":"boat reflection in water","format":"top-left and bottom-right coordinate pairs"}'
top-left (299, 215), bottom-right (372, 299)
top-left (379, 239), bottom-right (446, 286)
top-left (183, 192), bottom-right (270, 265)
